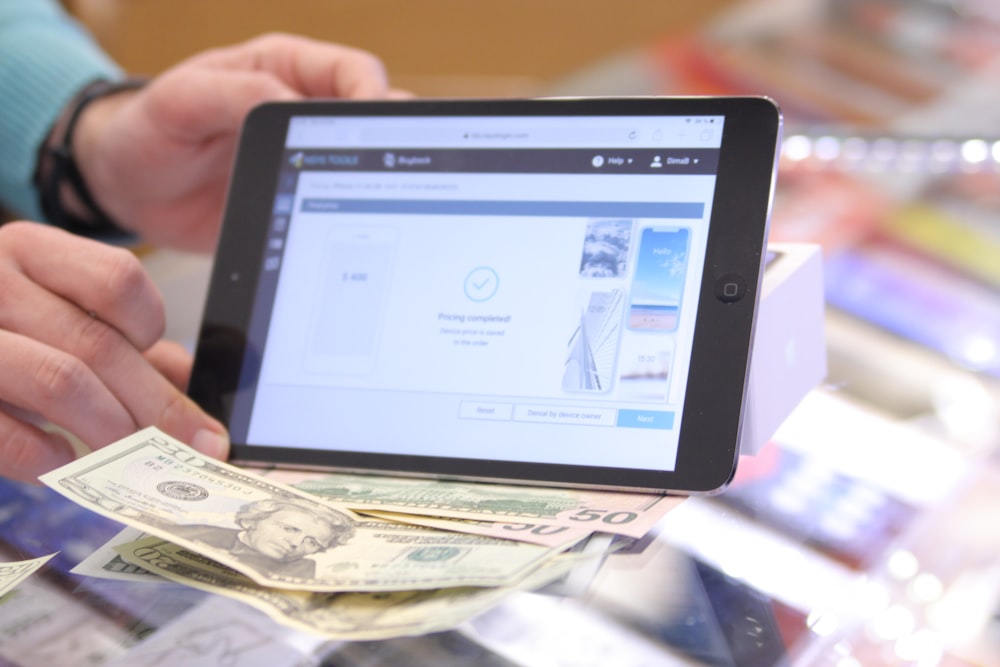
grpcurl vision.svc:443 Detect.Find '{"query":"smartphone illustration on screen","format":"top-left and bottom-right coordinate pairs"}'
top-left (306, 226), bottom-right (398, 375)
top-left (628, 227), bottom-right (690, 332)
top-left (616, 333), bottom-right (675, 402)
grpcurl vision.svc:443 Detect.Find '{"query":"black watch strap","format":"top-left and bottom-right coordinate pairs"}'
top-left (36, 77), bottom-right (148, 235)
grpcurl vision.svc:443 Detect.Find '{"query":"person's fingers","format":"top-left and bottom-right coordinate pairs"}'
top-left (145, 340), bottom-right (193, 391)
top-left (4, 223), bottom-right (165, 350)
top-left (141, 66), bottom-right (301, 145)
top-left (0, 407), bottom-right (76, 485)
top-left (200, 33), bottom-right (393, 100)
top-left (141, 35), bottom-right (395, 146)
top-left (0, 223), bottom-right (229, 462)
top-left (388, 88), bottom-right (416, 100)
top-left (0, 325), bottom-right (229, 463)
top-left (3, 293), bottom-right (229, 457)
top-left (0, 330), bottom-right (135, 448)
top-left (140, 34), bottom-right (393, 142)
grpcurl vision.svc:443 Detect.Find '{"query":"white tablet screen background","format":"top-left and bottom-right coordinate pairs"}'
top-left (247, 119), bottom-right (720, 472)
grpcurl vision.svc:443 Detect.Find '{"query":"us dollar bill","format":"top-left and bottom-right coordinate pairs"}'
top-left (71, 527), bottom-right (161, 583)
top-left (40, 427), bottom-right (559, 592)
top-left (0, 553), bottom-right (57, 599)
top-left (114, 535), bottom-right (578, 641)
top-left (267, 469), bottom-right (684, 542)
top-left (356, 510), bottom-right (593, 548)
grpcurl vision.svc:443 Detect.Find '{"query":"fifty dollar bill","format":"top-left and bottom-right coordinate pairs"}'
top-left (267, 469), bottom-right (684, 546)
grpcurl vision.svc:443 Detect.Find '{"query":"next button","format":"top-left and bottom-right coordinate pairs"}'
top-left (616, 409), bottom-right (675, 430)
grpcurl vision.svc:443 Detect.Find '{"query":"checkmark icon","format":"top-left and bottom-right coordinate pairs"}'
top-left (464, 267), bottom-right (499, 302)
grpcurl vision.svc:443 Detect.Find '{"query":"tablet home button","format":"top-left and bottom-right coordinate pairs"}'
top-left (714, 274), bottom-right (747, 303)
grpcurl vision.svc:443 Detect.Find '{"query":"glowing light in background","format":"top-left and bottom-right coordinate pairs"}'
top-left (895, 629), bottom-right (943, 667)
top-left (887, 550), bottom-right (920, 580)
top-left (851, 579), bottom-right (891, 616)
top-left (872, 605), bottom-right (916, 641)
top-left (783, 134), bottom-right (812, 161)
top-left (955, 335), bottom-right (997, 369)
top-left (960, 139), bottom-right (989, 164)
top-left (814, 135), bottom-right (840, 160)
top-left (910, 573), bottom-right (944, 603)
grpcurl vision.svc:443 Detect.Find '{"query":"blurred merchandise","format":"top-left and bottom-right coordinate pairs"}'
top-left (717, 443), bottom-right (919, 571)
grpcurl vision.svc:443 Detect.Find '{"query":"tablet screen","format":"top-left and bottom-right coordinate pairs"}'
top-left (190, 98), bottom-right (781, 493)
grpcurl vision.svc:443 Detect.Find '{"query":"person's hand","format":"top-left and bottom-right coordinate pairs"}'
top-left (72, 33), bottom-right (408, 252)
top-left (0, 222), bottom-right (229, 484)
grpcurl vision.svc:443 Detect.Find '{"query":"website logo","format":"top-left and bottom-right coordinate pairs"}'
top-left (383, 152), bottom-right (396, 168)
top-left (288, 151), bottom-right (304, 168)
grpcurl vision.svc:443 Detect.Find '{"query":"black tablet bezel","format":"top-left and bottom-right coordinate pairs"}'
top-left (188, 97), bottom-right (782, 494)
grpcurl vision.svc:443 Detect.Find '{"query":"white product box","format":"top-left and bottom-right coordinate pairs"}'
top-left (740, 243), bottom-right (827, 455)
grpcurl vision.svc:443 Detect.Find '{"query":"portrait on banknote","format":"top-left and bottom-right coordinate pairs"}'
top-left (172, 498), bottom-right (356, 579)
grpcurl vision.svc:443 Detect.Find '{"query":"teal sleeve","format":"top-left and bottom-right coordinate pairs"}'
top-left (0, 0), bottom-right (122, 221)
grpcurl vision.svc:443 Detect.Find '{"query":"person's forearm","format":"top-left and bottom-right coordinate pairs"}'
top-left (0, 0), bottom-right (121, 222)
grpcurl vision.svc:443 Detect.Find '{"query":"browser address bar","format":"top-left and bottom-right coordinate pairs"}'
top-left (361, 125), bottom-right (643, 148)
top-left (286, 118), bottom-right (721, 149)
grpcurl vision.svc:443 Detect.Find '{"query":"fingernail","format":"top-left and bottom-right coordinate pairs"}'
top-left (191, 428), bottom-right (230, 460)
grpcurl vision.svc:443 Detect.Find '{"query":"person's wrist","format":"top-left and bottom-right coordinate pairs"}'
top-left (35, 78), bottom-right (148, 235)
top-left (71, 82), bottom-right (145, 225)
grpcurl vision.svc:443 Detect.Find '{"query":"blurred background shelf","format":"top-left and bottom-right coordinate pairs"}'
top-left (65, 0), bottom-right (738, 98)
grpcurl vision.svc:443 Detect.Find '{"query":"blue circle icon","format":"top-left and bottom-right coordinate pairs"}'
top-left (464, 267), bottom-right (499, 302)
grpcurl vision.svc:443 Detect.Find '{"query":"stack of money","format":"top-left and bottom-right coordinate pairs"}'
top-left (42, 427), bottom-right (682, 641)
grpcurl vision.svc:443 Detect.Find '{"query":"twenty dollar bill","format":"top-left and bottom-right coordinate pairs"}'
top-left (114, 535), bottom-right (576, 641)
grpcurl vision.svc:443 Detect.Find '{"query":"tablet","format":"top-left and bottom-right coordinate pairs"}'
top-left (188, 97), bottom-right (782, 494)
